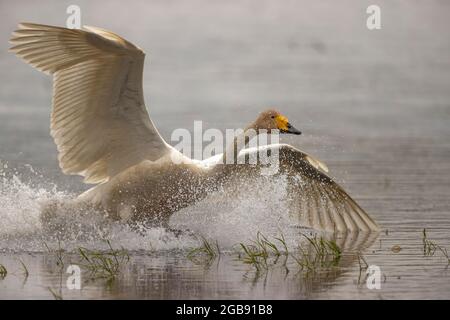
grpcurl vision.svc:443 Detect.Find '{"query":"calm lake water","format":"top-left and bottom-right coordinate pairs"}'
top-left (1, 0), bottom-right (450, 299)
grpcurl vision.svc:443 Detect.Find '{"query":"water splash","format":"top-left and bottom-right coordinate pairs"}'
top-left (0, 162), bottom-right (199, 252)
top-left (0, 162), bottom-right (306, 253)
top-left (170, 174), bottom-right (304, 248)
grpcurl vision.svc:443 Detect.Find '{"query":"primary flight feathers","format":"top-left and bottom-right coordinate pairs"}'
top-left (10, 23), bottom-right (169, 184)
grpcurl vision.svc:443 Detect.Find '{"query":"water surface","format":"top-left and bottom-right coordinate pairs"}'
top-left (1, 0), bottom-right (450, 299)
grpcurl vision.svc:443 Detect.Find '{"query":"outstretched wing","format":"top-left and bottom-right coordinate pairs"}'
top-left (210, 143), bottom-right (379, 232)
top-left (278, 144), bottom-right (379, 232)
top-left (10, 23), bottom-right (169, 184)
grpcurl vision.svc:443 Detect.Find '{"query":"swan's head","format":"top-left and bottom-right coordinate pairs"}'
top-left (254, 109), bottom-right (302, 135)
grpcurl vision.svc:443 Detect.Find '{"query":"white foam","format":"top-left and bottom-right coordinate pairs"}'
top-left (170, 174), bottom-right (303, 248)
top-left (0, 162), bottom-right (307, 253)
top-left (0, 163), bottom-right (199, 252)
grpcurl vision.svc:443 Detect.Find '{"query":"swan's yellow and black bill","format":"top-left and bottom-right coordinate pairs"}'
top-left (275, 115), bottom-right (302, 135)
top-left (284, 123), bottom-right (302, 135)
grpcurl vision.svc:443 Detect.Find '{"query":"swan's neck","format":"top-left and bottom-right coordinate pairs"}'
top-left (222, 122), bottom-right (257, 164)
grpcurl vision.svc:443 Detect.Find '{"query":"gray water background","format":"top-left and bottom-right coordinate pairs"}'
top-left (0, 0), bottom-right (450, 299)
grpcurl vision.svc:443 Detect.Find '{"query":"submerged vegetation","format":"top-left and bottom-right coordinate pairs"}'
top-left (422, 228), bottom-right (437, 256)
top-left (188, 236), bottom-right (220, 260)
top-left (47, 287), bottom-right (63, 300)
top-left (0, 264), bottom-right (7, 279)
top-left (238, 242), bottom-right (268, 271)
top-left (186, 230), bottom-right (344, 274)
top-left (237, 232), bottom-right (289, 271)
top-left (42, 239), bottom-right (131, 280)
top-left (2, 227), bottom-right (450, 293)
top-left (18, 259), bottom-right (29, 280)
top-left (235, 231), bottom-right (342, 275)
top-left (291, 233), bottom-right (341, 272)
top-left (78, 240), bottom-right (130, 280)
top-left (43, 240), bottom-right (65, 269)
top-left (422, 229), bottom-right (450, 263)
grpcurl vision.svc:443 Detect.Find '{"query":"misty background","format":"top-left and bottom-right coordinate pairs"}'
top-left (0, 0), bottom-right (449, 193)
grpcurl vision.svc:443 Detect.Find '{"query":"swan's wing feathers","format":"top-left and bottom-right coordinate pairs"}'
top-left (280, 145), bottom-right (379, 232)
top-left (10, 23), bottom-right (169, 184)
top-left (304, 154), bottom-right (328, 173)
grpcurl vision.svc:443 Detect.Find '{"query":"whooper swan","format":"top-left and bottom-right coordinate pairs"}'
top-left (10, 23), bottom-right (379, 232)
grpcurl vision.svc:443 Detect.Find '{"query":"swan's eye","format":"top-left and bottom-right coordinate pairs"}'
top-left (271, 116), bottom-right (275, 119)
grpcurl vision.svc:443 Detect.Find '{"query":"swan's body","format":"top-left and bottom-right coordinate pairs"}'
top-left (10, 23), bottom-right (379, 232)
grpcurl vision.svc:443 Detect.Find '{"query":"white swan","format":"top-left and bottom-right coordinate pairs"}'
top-left (10, 23), bottom-right (379, 232)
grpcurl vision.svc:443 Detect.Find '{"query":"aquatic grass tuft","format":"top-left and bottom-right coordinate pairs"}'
top-left (422, 229), bottom-right (450, 264)
top-left (237, 232), bottom-right (290, 271)
top-left (239, 242), bottom-right (268, 271)
top-left (436, 245), bottom-right (450, 264)
top-left (43, 240), bottom-right (65, 269)
top-left (18, 259), bottom-right (29, 279)
top-left (236, 231), bottom-right (342, 273)
top-left (0, 264), bottom-right (7, 279)
top-left (303, 233), bottom-right (341, 260)
top-left (188, 236), bottom-right (220, 264)
top-left (422, 228), bottom-right (437, 256)
top-left (256, 231), bottom-right (289, 256)
top-left (48, 287), bottom-right (63, 300)
top-left (290, 249), bottom-right (315, 272)
top-left (78, 240), bottom-right (130, 280)
top-left (274, 232), bottom-right (289, 255)
top-left (291, 233), bottom-right (342, 272)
